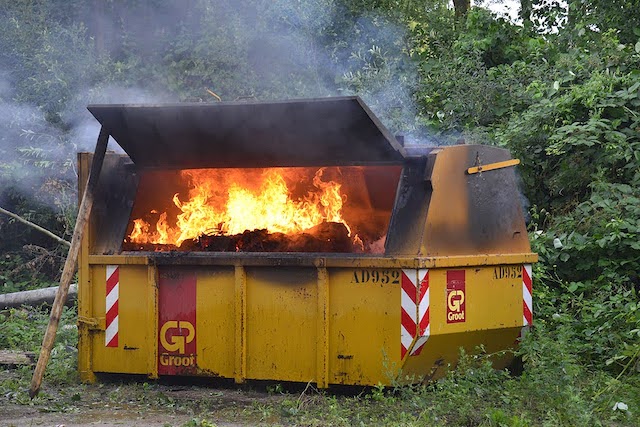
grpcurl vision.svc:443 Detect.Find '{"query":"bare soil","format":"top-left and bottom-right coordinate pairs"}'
top-left (0, 370), bottom-right (288, 427)
top-left (0, 405), bottom-right (193, 427)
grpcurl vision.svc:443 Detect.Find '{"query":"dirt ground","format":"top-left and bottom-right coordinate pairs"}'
top-left (0, 370), bottom-right (291, 427)
top-left (0, 405), bottom-right (195, 427)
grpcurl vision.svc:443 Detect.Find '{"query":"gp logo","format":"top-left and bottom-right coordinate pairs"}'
top-left (446, 270), bottom-right (466, 323)
top-left (158, 269), bottom-right (197, 374)
top-left (159, 320), bottom-right (196, 368)
top-left (160, 320), bottom-right (195, 353)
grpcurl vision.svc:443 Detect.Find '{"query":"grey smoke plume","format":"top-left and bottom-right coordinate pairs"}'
top-left (1, 0), bottom-right (429, 201)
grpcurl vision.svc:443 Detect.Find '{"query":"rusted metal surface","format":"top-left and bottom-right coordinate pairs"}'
top-left (421, 145), bottom-right (530, 256)
top-left (384, 157), bottom-right (430, 255)
top-left (91, 155), bottom-right (139, 254)
top-left (387, 145), bottom-right (530, 257)
top-left (87, 97), bottom-right (406, 169)
top-left (88, 253), bottom-right (538, 268)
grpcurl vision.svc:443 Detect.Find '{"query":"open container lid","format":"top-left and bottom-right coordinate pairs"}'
top-left (88, 96), bottom-right (406, 169)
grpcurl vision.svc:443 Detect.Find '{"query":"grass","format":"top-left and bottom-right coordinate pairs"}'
top-left (0, 304), bottom-right (639, 426)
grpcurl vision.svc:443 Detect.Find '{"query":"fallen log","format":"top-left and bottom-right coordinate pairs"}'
top-left (0, 284), bottom-right (77, 309)
top-left (0, 350), bottom-right (36, 366)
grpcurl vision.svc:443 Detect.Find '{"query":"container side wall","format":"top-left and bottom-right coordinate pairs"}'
top-left (328, 268), bottom-right (401, 385)
top-left (157, 268), bottom-right (198, 375)
top-left (245, 268), bottom-right (318, 382)
top-left (195, 267), bottom-right (236, 378)
top-left (401, 265), bottom-right (523, 379)
top-left (90, 264), bottom-right (153, 374)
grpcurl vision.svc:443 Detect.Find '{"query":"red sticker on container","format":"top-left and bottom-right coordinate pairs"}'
top-left (158, 269), bottom-right (197, 375)
top-left (446, 270), bottom-right (466, 323)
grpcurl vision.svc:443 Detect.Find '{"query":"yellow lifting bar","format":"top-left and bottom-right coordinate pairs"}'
top-left (466, 158), bottom-right (521, 175)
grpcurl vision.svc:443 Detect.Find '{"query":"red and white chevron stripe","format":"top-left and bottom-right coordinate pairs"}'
top-left (400, 269), bottom-right (417, 359)
top-left (522, 264), bottom-right (532, 327)
top-left (518, 264), bottom-right (533, 342)
top-left (105, 265), bottom-right (119, 348)
top-left (410, 269), bottom-right (430, 356)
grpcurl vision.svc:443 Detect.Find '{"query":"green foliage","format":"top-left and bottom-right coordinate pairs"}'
top-left (0, 304), bottom-right (78, 397)
top-left (501, 53), bottom-right (640, 210)
top-left (529, 178), bottom-right (640, 376)
top-left (412, 8), bottom-right (556, 138)
top-left (0, 305), bottom-right (76, 352)
top-left (1, 305), bottom-right (639, 425)
top-left (528, 0), bottom-right (640, 46)
top-left (489, 18), bottom-right (640, 380)
top-left (181, 418), bottom-right (218, 427)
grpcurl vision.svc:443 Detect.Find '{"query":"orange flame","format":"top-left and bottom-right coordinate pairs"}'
top-left (128, 168), bottom-right (350, 247)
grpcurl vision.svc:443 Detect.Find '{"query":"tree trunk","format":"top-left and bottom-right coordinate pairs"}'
top-left (453, 0), bottom-right (471, 18)
top-left (520, 0), bottom-right (533, 29)
top-left (0, 285), bottom-right (77, 309)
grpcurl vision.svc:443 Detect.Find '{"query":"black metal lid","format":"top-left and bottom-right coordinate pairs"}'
top-left (88, 96), bottom-right (406, 169)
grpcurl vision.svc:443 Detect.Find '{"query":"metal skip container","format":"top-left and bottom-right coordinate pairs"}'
top-left (77, 97), bottom-right (537, 386)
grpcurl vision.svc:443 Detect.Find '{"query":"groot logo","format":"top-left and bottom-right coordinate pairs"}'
top-left (160, 320), bottom-right (195, 353)
top-left (446, 270), bottom-right (466, 324)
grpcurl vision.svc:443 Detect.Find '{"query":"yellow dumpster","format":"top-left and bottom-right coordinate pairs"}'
top-left (77, 97), bottom-right (537, 386)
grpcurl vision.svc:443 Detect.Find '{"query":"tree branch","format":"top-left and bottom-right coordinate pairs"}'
top-left (0, 206), bottom-right (71, 247)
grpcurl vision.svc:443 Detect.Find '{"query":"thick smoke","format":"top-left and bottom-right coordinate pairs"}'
top-left (1, 0), bottom-right (430, 206)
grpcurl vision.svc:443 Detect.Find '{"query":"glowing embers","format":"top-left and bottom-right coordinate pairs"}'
top-left (124, 166), bottom-right (401, 253)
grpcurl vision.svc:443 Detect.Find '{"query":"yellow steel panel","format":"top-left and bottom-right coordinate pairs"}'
top-left (235, 265), bottom-right (247, 383)
top-left (401, 265), bottom-right (523, 380)
top-left (423, 146), bottom-right (531, 256)
top-left (147, 265), bottom-right (159, 379)
top-left (328, 268), bottom-right (400, 386)
top-left (81, 260), bottom-right (531, 385)
top-left (316, 268), bottom-right (329, 388)
top-left (245, 268), bottom-right (317, 382)
top-left (195, 267), bottom-right (235, 378)
top-left (423, 147), bottom-right (470, 257)
top-left (401, 329), bottom-right (520, 381)
top-left (423, 253), bottom-right (538, 269)
top-left (428, 267), bottom-right (521, 335)
top-left (89, 255), bottom-right (149, 265)
top-left (90, 265), bottom-right (151, 374)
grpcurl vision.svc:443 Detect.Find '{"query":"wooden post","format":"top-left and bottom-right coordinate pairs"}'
top-left (29, 127), bottom-right (110, 398)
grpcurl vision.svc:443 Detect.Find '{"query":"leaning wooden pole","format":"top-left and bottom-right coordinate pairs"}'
top-left (29, 127), bottom-right (109, 398)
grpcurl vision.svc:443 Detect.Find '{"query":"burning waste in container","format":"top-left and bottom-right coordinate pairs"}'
top-left (124, 165), bottom-right (401, 253)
